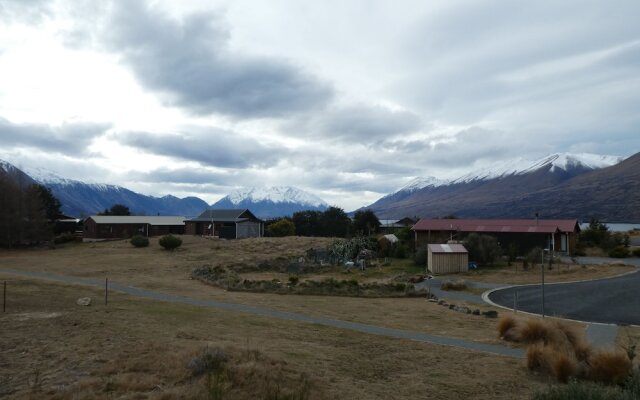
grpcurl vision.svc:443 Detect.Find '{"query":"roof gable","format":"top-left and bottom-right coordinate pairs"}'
top-left (189, 208), bottom-right (262, 222)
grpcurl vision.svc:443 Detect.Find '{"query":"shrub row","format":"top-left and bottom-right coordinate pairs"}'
top-left (192, 266), bottom-right (427, 298)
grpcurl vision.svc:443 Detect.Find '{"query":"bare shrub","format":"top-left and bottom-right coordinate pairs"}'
top-left (519, 319), bottom-right (552, 344)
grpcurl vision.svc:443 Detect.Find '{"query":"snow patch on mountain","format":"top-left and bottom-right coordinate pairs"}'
top-left (452, 153), bottom-right (623, 184)
top-left (24, 166), bottom-right (122, 192)
top-left (224, 186), bottom-right (328, 207)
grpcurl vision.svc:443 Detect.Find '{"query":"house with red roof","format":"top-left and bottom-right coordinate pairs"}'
top-left (411, 218), bottom-right (580, 255)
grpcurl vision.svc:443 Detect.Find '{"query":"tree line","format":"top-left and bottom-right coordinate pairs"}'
top-left (0, 175), bottom-right (63, 247)
top-left (265, 207), bottom-right (381, 238)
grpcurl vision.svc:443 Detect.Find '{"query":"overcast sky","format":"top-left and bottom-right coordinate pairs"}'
top-left (1, 0), bottom-right (639, 210)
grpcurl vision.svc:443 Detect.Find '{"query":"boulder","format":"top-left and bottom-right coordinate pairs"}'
top-left (76, 297), bottom-right (91, 306)
top-left (482, 310), bottom-right (498, 318)
top-left (472, 309), bottom-right (481, 315)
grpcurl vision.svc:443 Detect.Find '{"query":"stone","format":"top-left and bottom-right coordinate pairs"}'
top-left (456, 306), bottom-right (470, 314)
top-left (76, 297), bottom-right (91, 306)
top-left (437, 300), bottom-right (446, 305)
top-left (472, 309), bottom-right (481, 315)
top-left (428, 298), bottom-right (438, 303)
top-left (482, 310), bottom-right (498, 318)
top-left (448, 304), bottom-right (456, 309)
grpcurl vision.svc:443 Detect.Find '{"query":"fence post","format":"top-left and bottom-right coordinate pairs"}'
top-left (105, 278), bottom-right (108, 306)
top-left (3, 281), bottom-right (6, 312)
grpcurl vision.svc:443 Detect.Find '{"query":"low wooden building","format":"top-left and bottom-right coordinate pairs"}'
top-left (412, 219), bottom-right (580, 255)
top-left (427, 243), bottom-right (469, 274)
top-left (83, 216), bottom-right (186, 240)
top-left (185, 209), bottom-right (263, 239)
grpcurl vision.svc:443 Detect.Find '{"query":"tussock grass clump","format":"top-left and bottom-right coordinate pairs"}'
top-left (499, 316), bottom-right (634, 386)
top-left (497, 315), bottom-right (518, 338)
top-left (550, 351), bottom-right (578, 383)
top-left (440, 279), bottom-right (467, 291)
top-left (587, 349), bottom-right (633, 385)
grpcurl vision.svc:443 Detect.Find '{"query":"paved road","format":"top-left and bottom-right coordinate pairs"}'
top-left (488, 270), bottom-right (640, 325)
top-left (0, 268), bottom-right (523, 358)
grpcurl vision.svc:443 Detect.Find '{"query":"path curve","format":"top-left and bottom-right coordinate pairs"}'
top-left (0, 268), bottom-right (522, 358)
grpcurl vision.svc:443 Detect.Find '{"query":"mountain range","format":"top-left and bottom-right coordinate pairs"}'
top-left (365, 152), bottom-right (640, 222)
top-left (0, 161), bottom-right (329, 219)
top-left (2, 151), bottom-right (638, 222)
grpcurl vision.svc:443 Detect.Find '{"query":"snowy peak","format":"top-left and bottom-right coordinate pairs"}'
top-left (392, 176), bottom-right (448, 195)
top-left (453, 152), bottom-right (623, 184)
top-left (224, 186), bottom-right (329, 208)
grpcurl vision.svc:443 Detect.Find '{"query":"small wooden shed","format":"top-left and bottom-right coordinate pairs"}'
top-left (427, 244), bottom-right (468, 274)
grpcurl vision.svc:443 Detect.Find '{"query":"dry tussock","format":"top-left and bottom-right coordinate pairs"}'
top-left (587, 349), bottom-right (633, 385)
top-left (501, 317), bottom-right (633, 385)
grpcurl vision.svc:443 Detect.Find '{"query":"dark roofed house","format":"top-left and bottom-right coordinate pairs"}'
top-left (83, 215), bottom-right (186, 240)
top-left (412, 218), bottom-right (580, 255)
top-left (185, 209), bottom-right (263, 239)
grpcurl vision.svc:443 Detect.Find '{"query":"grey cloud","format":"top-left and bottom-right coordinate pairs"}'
top-left (114, 129), bottom-right (286, 169)
top-left (130, 167), bottom-right (237, 186)
top-left (396, 1), bottom-right (640, 124)
top-left (0, 0), bottom-right (51, 22)
top-left (0, 118), bottom-right (110, 154)
top-left (99, 0), bottom-right (333, 118)
top-left (286, 104), bottom-right (422, 141)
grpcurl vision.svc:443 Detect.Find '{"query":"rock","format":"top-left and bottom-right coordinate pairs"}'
top-left (482, 310), bottom-right (498, 318)
top-left (437, 300), bottom-right (446, 305)
top-left (455, 306), bottom-right (470, 314)
top-left (76, 297), bottom-right (91, 306)
top-left (472, 309), bottom-right (481, 315)
top-left (427, 298), bottom-right (438, 303)
top-left (448, 304), bottom-right (456, 309)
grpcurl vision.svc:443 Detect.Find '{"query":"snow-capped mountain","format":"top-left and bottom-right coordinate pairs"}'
top-left (213, 186), bottom-right (329, 218)
top-left (452, 153), bottom-right (623, 184)
top-left (364, 152), bottom-right (632, 220)
top-left (0, 160), bottom-right (36, 185)
top-left (1, 161), bottom-right (209, 217)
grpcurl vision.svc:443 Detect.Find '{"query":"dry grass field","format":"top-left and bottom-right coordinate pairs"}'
top-left (0, 235), bottom-right (633, 399)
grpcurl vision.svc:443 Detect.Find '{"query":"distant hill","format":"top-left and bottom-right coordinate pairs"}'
top-left (212, 186), bottom-right (329, 219)
top-left (365, 152), bottom-right (639, 222)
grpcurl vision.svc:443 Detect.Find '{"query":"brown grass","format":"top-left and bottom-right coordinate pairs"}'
top-left (526, 343), bottom-right (545, 371)
top-left (0, 274), bottom-right (547, 399)
top-left (587, 349), bottom-right (632, 385)
top-left (440, 279), bottom-right (467, 291)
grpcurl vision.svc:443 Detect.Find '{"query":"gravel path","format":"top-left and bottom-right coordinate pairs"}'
top-left (585, 323), bottom-right (619, 347)
top-left (0, 268), bottom-right (523, 358)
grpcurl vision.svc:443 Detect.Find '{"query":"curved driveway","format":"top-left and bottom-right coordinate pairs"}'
top-left (488, 270), bottom-right (640, 325)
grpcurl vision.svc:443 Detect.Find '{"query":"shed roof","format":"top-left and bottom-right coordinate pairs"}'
top-left (428, 244), bottom-right (468, 253)
top-left (412, 219), bottom-right (579, 233)
top-left (88, 216), bottom-right (186, 225)
top-left (187, 209), bottom-right (262, 222)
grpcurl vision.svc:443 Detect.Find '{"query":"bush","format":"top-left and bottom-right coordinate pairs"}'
top-left (413, 247), bottom-right (428, 266)
top-left (266, 219), bottom-right (295, 237)
top-left (464, 233), bottom-right (502, 266)
top-left (53, 232), bottom-right (75, 244)
top-left (440, 279), bottom-right (467, 291)
top-left (497, 315), bottom-right (517, 338)
top-left (159, 234), bottom-right (182, 250)
top-left (633, 248), bottom-right (640, 257)
top-left (130, 234), bottom-right (149, 248)
top-left (608, 246), bottom-right (630, 258)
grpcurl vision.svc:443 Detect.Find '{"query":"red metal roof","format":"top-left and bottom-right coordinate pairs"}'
top-left (412, 219), bottom-right (579, 233)
top-left (428, 243), bottom-right (468, 253)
